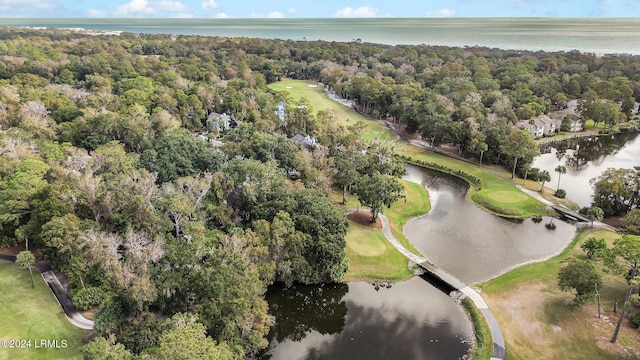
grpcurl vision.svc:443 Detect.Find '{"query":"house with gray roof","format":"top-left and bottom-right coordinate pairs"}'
top-left (517, 115), bottom-right (562, 139)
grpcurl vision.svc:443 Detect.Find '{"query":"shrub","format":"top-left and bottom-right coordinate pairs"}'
top-left (632, 312), bottom-right (640, 328)
top-left (70, 286), bottom-right (108, 311)
top-left (555, 189), bottom-right (566, 198)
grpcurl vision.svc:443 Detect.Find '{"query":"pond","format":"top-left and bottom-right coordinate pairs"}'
top-left (532, 131), bottom-right (640, 208)
top-left (261, 278), bottom-right (474, 360)
top-left (263, 163), bottom-right (578, 359)
top-left (403, 165), bottom-right (576, 284)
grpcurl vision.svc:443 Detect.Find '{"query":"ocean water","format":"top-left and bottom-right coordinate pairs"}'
top-left (2, 18), bottom-right (640, 55)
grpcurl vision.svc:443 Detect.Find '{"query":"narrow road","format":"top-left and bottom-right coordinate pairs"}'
top-left (0, 253), bottom-right (94, 330)
top-left (345, 209), bottom-right (505, 360)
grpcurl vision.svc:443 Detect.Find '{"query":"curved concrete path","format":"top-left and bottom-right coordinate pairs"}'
top-left (0, 253), bottom-right (94, 330)
top-left (515, 184), bottom-right (617, 231)
top-left (345, 210), bottom-right (505, 359)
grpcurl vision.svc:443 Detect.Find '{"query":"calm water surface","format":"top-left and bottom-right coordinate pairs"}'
top-left (403, 164), bottom-right (576, 284)
top-left (262, 278), bottom-right (473, 360)
top-left (264, 164), bottom-right (578, 359)
top-left (4, 18), bottom-right (640, 54)
top-left (533, 131), bottom-right (640, 208)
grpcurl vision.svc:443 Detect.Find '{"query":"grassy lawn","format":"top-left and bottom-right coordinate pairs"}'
top-left (344, 223), bottom-right (413, 281)
top-left (385, 180), bottom-right (429, 256)
top-left (399, 145), bottom-right (547, 217)
top-left (270, 79), bottom-right (548, 218)
top-left (0, 260), bottom-right (85, 360)
top-left (488, 164), bottom-right (581, 210)
top-left (337, 180), bottom-right (429, 281)
top-left (480, 229), bottom-right (640, 360)
top-left (269, 80), bottom-right (395, 143)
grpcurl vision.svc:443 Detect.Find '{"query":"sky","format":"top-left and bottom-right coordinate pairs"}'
top-left (1, 0), bottom-right (639, 18)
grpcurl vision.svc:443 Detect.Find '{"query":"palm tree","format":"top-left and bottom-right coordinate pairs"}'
top-left (586, 206), bottom-right (604, 228)
top-left (539, 170), bottom-right (551, 192)
top-left (555, 165), bottom-right (567, 191)
top-left (16, 251), bottom-right (35, 288)
top-left (522, 164), bottom-right (532, 186)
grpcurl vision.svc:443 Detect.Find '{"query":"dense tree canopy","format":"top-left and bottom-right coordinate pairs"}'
top-left (2, 27), bottom-right (640, 356)
top-left (590, 167), bottom-right (640, 217)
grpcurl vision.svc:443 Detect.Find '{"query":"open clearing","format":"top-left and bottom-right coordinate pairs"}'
top-left (482, 229), bottom-right (640, 359)
top-left (269, 79), bottom-right (547, 218)
top-left (0, 260), bottom-right (85, 360)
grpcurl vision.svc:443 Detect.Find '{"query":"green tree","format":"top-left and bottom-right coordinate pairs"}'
top-left (16, 250), bottom-right (36, 288)
top-left (469, 130), bottom-right (488, 166)
top-left (585, 206), bottom-right (604, 228)
top-left (82, 334), bottom-right (133, 360)
top-left (604, 235), bottom-right (640, 343)
top-left (580, 237), bottom-right (607, 259)
top-left (623, 209), bottom-right (640, 235)
top-left (40, 214), bottom-right (94, 289)
top-left (555, 165), bottom-right (567, 192)
top-left (503, 129), bottom-right (539, 179)
top-left (332, 147), bottom-right (364, 204)
top-left (558, 257), bottom-right (601, 305)
top-left (82, 228), bottom-right (163, 313)
top-left (539, 170), bottom-right (551, 191)
top-left (521, 163), bottom-right (532, 186)
top-left (0, 158), bottom-right (50, 227)
top-left (140, 130), bottom-right (227, 184)
top-left (590, 167), bottom-right (639, 217)
top-left (153, 314), bottom-right (240, 360)
top-left (583, 101), bottom-right (623, 129)
top-left (157, 176), bottom-right (212, 241)
top-left (355, 172), bottom-right (405, 222)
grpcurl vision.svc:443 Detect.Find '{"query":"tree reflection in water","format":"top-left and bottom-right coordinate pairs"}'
top-left (264, 283), bottom-right (348, 343)
top-left (540, 131), bottom-right (638, 172)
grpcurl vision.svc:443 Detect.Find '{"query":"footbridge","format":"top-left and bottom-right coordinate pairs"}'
top-left (345, 209), bottom-right (506, 360)
top-left (418, 259), bottom-right (506, 360)
top-left (550, 204), bottom-right (590, 222)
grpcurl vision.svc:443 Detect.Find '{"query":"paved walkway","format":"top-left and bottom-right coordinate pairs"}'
top-left (0, 253), bottom-right (94, 330)
top-left (515, 184), bottom-right (617, 231)
top-left (345, 209), bottom-right (506, 359)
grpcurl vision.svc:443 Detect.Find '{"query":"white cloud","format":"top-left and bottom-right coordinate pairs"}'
top-left (0, 0), bottom-right (60, 16)
top-left (202, 0), bottom-right (218, 11)
top-left (214, 12), bottom-right (231, 18)
top-left (288, 7), bottom-right (296, 15)
top-left (156, 0), bottom-right (189, 12)
top-left (249, 11), bottom-right (285, 18)
top-left (114, 0), bottom-right (156, 17)
top-left (113, 0), bottom-right (193, 17)
top-left (425, 8), bottom-right (457, 17)
top-left (86, 9), bottom-right (108, 18)
top-left (331, 6), bottom-right (382, 18)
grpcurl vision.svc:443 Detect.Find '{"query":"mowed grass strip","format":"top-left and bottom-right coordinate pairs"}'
top-left (269, 80), bottom-right (396, 143)
top-left (331, 180), bottom-right (429, 281)
top-left (270, 79), bottom-right (547, 218)
top-left (0, 260), bottom-right (85, 360)
top-left (481, 229), bottom-right (638, 360)
top-left (344, 223), bottom-right (413, 281)
top-left (385, 180), bottom-right (429, 256)
top-left (399, 144), bottom-right (547, 217)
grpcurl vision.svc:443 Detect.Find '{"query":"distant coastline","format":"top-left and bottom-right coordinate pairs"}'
top-left (2, 18), bottom-right (640, 55)
top-left (16, 26), bottom-right (122, 36)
